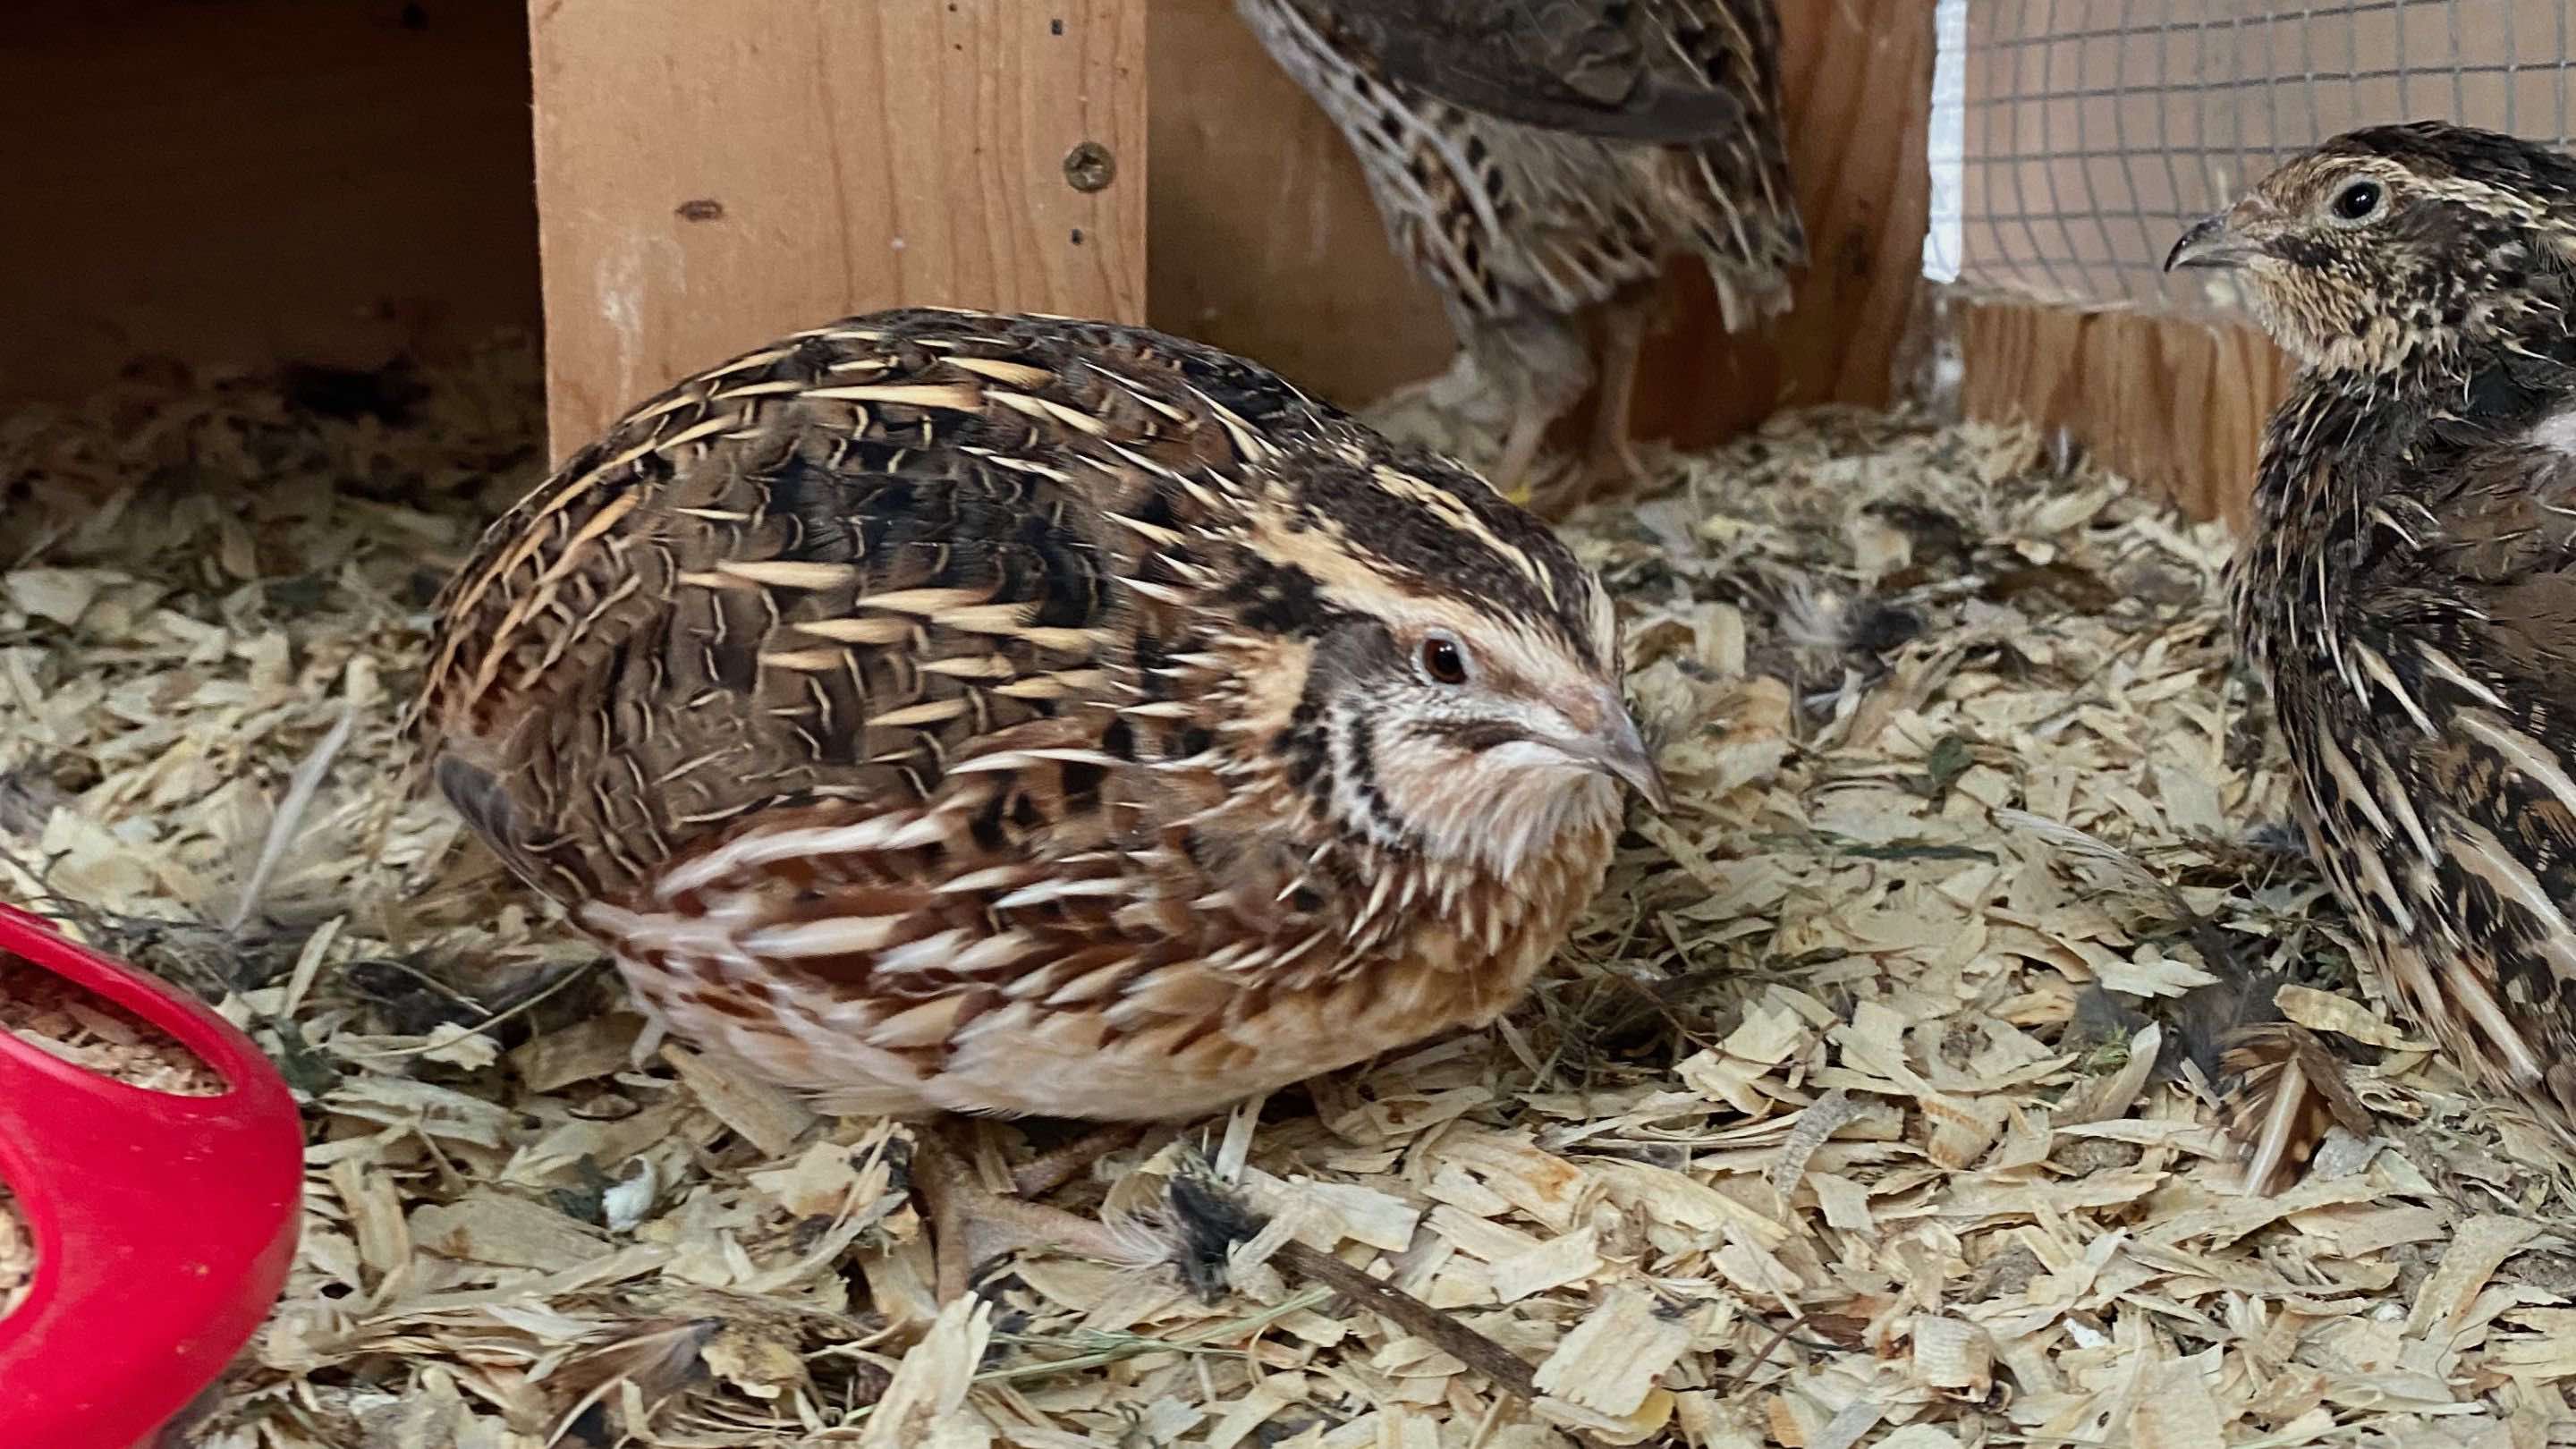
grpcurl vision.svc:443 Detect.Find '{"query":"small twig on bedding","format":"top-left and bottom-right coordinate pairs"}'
top-left (1267, 1239), bottom-right (1540, 1402)
top-left (227, 701), bottom-right (358, 933)
top-left (1157, 1167), bottom-right (1547, 1407)
top-left (340, 957), bottom-right (607, 1060)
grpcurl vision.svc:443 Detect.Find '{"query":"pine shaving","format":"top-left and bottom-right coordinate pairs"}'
top-left (2, 344), bottom-right (2572, 1446)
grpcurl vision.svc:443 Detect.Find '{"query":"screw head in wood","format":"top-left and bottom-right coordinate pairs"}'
top-left (1063, 141), bottom-right (1116, 193)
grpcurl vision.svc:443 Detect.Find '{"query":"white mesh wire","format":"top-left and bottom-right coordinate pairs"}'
top-left (1926, 1), bottom-right (2576, 315)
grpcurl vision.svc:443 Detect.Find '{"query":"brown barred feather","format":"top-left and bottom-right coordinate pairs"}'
top-left (2221, 1022), bottom-right (2373, 1196)
top-left (2173, 122), bottom-right (2576, 1186)
top-left (408, 307), bottom-right (1660, 1128)
top-left (1295, 0), bottom-right (1758, 142)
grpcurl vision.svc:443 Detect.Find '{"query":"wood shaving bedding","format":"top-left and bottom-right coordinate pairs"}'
top-left (4, 343), bottom-right (2573, 1448)
top-left (0, 951), bottom-right (227, 1096)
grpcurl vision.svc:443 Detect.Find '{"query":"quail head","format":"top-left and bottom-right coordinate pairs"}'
top-left (1236, 0), bottom-right (1807, 512)
top-left (408, 307), bottom-right (1668, 1291)
top-left (2168, 122), bottom-right (2576, 1187)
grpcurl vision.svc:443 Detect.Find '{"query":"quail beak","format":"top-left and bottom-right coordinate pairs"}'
top-left (1589, 704), bottom-right (1674, 813)
top-left (2164, 210), bottom-right (2261, 273)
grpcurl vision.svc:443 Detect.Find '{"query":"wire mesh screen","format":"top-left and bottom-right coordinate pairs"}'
top-left (1925, 0), bottom-right (2576, 314)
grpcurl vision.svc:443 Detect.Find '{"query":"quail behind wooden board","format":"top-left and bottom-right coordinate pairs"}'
top-left (408, 307), bottom-right (1668, 1294)
top-left (1235, 0), bottom-right (1807, 513)
top-left (2168, 121), bottom-right (2576, 1188)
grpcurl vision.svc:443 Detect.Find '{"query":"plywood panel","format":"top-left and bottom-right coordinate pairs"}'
top-left (0, 1), bottom-right (538, 403)
top-left (1147, 0), bottom-right (1937, 446)
top-left (1958, 300), bottom-right (2292, 530)
top-left (530, 0), bottom-right (1148, 459)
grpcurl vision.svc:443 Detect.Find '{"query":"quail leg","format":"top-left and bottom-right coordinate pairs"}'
top-left (913, 1127), bottom-right (1142, 1301)
top-left (1361, 351), bottom-right (1489, 456)
top-left (1009, 1122), bottom-right (1173, 1198)
top-left (1491, 410), bottom-right (1554, 504)
top-left (1580, 302), bottom-right (1650, 492)
top-left (1362, 369), bottom-right (1448, 423)
top-left (1519, 301), bottom-right (1652, 517)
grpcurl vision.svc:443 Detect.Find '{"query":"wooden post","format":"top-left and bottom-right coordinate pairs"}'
top-left (528, 0), bottom-right (1148, 461)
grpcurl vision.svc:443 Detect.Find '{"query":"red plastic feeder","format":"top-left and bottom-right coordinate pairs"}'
top-left (0, 902), bottom-right (303, 1448)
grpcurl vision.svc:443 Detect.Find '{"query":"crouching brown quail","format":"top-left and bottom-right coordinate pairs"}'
top-left (2169, 122), bottom-right (2576, 1188)
top-left (1234, 0), bottom-right (1807, 513)
top-left (407, 307), bottom-right (1669, 1295)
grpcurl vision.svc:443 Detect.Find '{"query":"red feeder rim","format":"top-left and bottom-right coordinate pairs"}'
top-left (0, 901), bottom-right (303, 1449)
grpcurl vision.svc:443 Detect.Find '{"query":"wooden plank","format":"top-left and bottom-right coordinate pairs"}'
top-left (0, 1), bottom-right (537, 404)
top-left (529, 0), bottom-right (1148, 460)
top-left (1146, 0), bottom-right (1936, 447)
top-left (1957, 300), bottom-right (2292, 530)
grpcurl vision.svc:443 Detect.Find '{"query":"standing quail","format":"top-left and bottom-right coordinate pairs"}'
top-left (1235, 0), bottom-right (1807, 513)
top-left (408, 307), bottom-right (1669, 1296)
top-left (2168, 122), bottom-right (2576, 1188)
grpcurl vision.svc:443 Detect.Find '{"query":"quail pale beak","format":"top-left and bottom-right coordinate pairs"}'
top-left (1591, 704), bottom-right (1674, 813)
top-left (2165, 210), bottom-right (2260, 272)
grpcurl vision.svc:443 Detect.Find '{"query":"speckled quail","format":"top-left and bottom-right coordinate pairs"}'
top-left (408, 307), bottom-right (1668, 1294)
top-left (2170, 122), bottom-right (2576, 1187)
top-left (1236, 0), bottom-right (1807, 513)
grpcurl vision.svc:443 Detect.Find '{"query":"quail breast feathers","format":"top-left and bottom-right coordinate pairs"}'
top-left (410, 308), bottom-right (1665, 1125)
top-left (1235, 0), bottom-right (1806, 504)
top-left (2169, 123), bottom-right (2576, 1184)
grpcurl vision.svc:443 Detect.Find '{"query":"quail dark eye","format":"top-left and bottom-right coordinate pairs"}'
top-left (1419, 635), bottom-right (1469, 685)
top-left (2332, 179), bottom-right (2382, 221)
